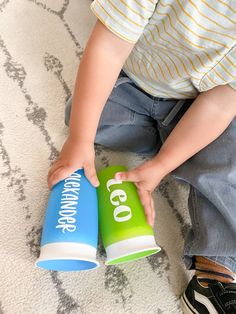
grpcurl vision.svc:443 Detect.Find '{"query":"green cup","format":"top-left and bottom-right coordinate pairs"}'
top-left (97, 165), bottom-right (161, 265)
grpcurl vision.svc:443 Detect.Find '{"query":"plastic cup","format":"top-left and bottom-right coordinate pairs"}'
top-left (97, 165), bottom-right (161, 265)
top-left (36, 168), bottom-right (99, 271)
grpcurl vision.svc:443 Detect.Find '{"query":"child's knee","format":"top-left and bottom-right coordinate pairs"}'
top-left (95, 125), bottom-right (160, 157)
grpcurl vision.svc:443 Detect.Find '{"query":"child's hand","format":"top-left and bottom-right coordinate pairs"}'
top-left (114, 158), bottom-right (167, 227)
top-left (47, 136), bottom-right (99, 190)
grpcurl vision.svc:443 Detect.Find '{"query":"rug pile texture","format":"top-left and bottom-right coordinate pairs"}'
top-left (0, 1), bottom-right (192, 313)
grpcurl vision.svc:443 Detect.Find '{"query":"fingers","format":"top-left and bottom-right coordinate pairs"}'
top-left (145, 196), bottom-right (155, 227)
top-left (115, 168), bottom-right (140, 182)
top-left (84, 163), bottom-right (100, 187)
top-left (48, 165), bottom-right (74, 190)
top-left (47, 161), bottom-right (63, 189)
top-left (115, 166), bottom-right (155, 191)
top-left (137, 187), bottom-right (155, 227)
top-left (150, 196), bottom-right (156, 227)
top-left (48, 164), bottom-right (99, 190)
top-left (47, 157), bottom-right (99, 190)
top-left (47, 160), bottom-right (62, 179)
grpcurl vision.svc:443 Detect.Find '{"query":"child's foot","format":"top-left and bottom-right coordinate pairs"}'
top-left (181, 275), bottom-right (236, 313)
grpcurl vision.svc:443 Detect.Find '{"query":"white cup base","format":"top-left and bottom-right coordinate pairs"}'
top-left (35, 242), bottom-right (100, 271)
top-left (105, 235), bottom-right (161, 265)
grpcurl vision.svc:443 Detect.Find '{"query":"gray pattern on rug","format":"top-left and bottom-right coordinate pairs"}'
top-left (0, 1), bottom-right (192, 313)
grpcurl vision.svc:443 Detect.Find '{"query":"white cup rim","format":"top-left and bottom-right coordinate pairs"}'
top-left (105, 235), bottom-right (161, 265)
top-left (36, 242), bottom-right (100, 271)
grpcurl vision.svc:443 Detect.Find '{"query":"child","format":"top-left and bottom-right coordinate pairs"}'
top-left (48, 1), bottom-right (236, 312)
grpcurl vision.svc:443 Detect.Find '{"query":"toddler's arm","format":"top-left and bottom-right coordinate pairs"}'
top-left (116, 85), bottom-right (236, 226)
top-left (48, 20), bottom-right (134, 189)
top-left (69, 20), bottom-right (134, 146)
top-left (154, 84), bottom-right (236, 174)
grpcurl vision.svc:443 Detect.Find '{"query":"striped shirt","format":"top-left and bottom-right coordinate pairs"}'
top-left (90, 0), bottom-right (236, 99)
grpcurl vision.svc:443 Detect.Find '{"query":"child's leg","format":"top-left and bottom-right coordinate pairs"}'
top-left (65, 71), bottom-right (161, 156)
top-left (174, 120), bottom-right (236, 273)
top-left (155, 99), bottom-right (236, 275)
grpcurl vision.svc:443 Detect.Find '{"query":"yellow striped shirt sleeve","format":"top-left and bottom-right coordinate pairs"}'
top-left (90, 0), bottom-right (158, 43)
top-left (219, 46), bottom-right (236, 91)
top-left (229, 82), bottom-right (236, 90)
top-left (200, 45), bottom-right (236, 92)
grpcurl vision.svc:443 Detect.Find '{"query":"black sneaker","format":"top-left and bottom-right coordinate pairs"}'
top-left (181, 275), bottom-right (236, 314)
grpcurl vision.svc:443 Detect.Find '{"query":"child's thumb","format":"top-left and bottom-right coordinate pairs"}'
top-left (115, 169), bottom-right (139, 182)
top-left (84, 163), bottom-right (100, 187)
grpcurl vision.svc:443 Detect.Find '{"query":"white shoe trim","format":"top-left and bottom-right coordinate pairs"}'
top-left (194, 291), bottom-right (218, 314)
top-left (181, 293), bottom-right (199, 314)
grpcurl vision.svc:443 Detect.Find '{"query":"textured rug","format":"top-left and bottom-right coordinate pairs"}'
top-left (0, 1), bottom-right (193, 313)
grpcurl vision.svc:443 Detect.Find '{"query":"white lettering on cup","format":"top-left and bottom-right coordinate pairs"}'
top-left (60, 201), bottom-right (77, 210)
top-left (114, 205), bottom-right (132, 222)
top-left (110, 189), bottom-right (127, 206)
top-left (58, 210), bottom-right (77, 216)
top-left (56, 172), bottom-right (82, 233)
top-left (61, 194), bottom-right (79, 201)
top-left (56, 223), bottom-right (76, 233)
top-left (106, 178), bottom-right (132, 222)
top-left (62, 188), bottom-right (80, 195)
top-left (64, 181), bottom-right (80, 188)
top-left (106, 178), bottom-right (122, 191)
top-left (58, 216), bottom-right (76, 224)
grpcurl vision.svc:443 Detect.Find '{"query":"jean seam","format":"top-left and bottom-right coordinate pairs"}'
top-left (130, 111), bottom-right (135, 124)
top-left (185, 187), bottom-right (200, 255)
top-left (151, 99), bottom-right (157, 118)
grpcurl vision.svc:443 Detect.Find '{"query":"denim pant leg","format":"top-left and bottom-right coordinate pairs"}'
top-left (65, 71), bottom-right (161, 156)
top-left (155, 100), bottom-right (236, 273)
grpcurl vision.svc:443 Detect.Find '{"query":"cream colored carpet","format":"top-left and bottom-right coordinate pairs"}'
top-left (0, 1), bottom-right (192, 313)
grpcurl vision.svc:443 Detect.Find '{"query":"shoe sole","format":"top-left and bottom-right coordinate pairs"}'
top-left (181, 293), bottom-right (200, 314)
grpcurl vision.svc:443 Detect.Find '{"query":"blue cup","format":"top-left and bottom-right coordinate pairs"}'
top-left (36, 168), bottom-right (99, 271)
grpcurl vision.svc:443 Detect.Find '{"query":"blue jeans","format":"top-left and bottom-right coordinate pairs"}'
top-left (65, 70), bottom-right (236, 273)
